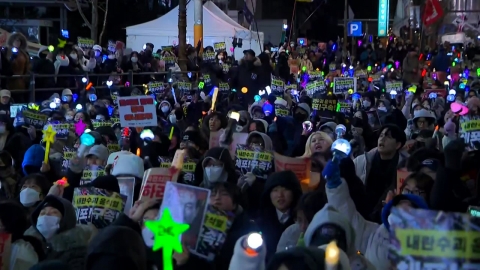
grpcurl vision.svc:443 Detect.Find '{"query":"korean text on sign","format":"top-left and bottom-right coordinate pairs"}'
top-left (460, 117), bottom-right (480, 151)
top-left (118, 96), bottom-right (157, 127)
top-left (312, 99), bottom-right (337, 111)
top-left (386, 81), bottom-right (402, 93)
top-left (141, 174), bottom-right (171, 200)
top-left (333, 77), bottom-right (355, 94)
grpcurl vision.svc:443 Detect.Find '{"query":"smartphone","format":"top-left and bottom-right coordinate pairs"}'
top-left (303, 121), bottom-right (312, 131)
top-left (230, 112), bottom-right (240, 122)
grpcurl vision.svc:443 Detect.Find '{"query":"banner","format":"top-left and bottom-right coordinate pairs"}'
top-left (73, 187), bottom-right (126, 228)
top-left (235, 145), bottom-right (273, 180)
top-left (159, 157), bottom-right (197, 185)
top-left (389, 207), bottom-right (480, 269)
top-left (193, 205), bottom-right (235, 261)
top-left (118, 96), bottom-right (157, 127)
top-left (160, 182), bottom-right (210, 252)
top-left (422, 0), bottom-right (444, 27)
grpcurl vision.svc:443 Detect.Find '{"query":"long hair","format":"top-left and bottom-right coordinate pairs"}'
top-left (301, 131), bottom-right (333, 158)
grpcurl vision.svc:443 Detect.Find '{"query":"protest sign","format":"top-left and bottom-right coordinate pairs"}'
top-left (421, 88), bottom-right (446, 101)
top-left (148, 81), bottom-right (166, 95)
top-left (77, 37), bottom-right (94, 49)
top-left (312, 98), bottom-right (337, 111)
top-left (274, 152), bottom-right (310, 183)
top-left (389, 207), bottom-right (480, 269)
top-left (275, 104), bottom-right (289, 117)
top-left (219, 82), bottom-right (230, 92)
top-left (73, 187), bottom-right (126, 228)
top-left (61, 147), bottom-right (76, 175)
top-left (177, 82), bottom-right (194, 100)
top-left (193, 205), bottom-right (234, 261)
top-left (163, 56), bottom-right (175, 69)
top-left (91, 119), bottom-right (113, 129)
top-left (159, 157), bottom-right (197, 185)
top-left (118, 96), bottom-right (157, 127)
top-left (213, 42), bottom-right (226, 52)
top-left (22, 109), bottom-right (48, 129)
top-left (337, 100), bottom-right (352, 117)
top-left (305, 81), bottom-right (326, 97)
top-left (385, 81), bottom-right (403, 93)
top-left (209, 131), bottom-right (222, 149)
top-left (117, 177), bottom-right (135, 214)
top-left (44, 121), bottom-right (70, 139)
top-left (333, 77), bottom-right (355, 94)
top-left (80, 165), bottom-right (106, 185)
top-left (107, 143), bottom-right (120, 152)
top-left (203, 52), bottom-right (216, 63)
top-left (271, 77), bottom-right (285, 96)
top-left (0, 233), bottom-right (11, 270)
top-left (221, 63), bottom-right (230, 74)
top-left (140, 168), bottom-right (178, 200)
top-left (396, 169), bottom-right (410, 194)
top-left (235, 145), bottom-right (273, 180)
top-left (307, 70), bottom-right (323, 81)
top-left (459, 115), bottom-right (480, 151)
top-left (160, 182), bottom-right (210, 252)
top-left (162, 45), bottom-right (173, 51)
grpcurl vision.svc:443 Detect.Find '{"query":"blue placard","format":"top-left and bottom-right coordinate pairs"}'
top-left (347, 22), bottom-right (363, 37)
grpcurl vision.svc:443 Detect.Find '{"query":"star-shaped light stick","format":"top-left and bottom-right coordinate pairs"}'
top-left (74, 119), bottom-right (87, 136)
top-left (54, 177), bottom-right (69, 188)
top-left (42, 125), bottom-right (56, 163)
top-left (145, 208), bottom-right (189, 270)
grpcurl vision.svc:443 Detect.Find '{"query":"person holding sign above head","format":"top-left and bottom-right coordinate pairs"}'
top-left (24, 195), bottom-right (95, 269)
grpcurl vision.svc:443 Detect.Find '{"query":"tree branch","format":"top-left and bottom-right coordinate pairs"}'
top-left (76, 0), bottom-right (92, 29)
top-left (98, 0), bottom-right (109, 44)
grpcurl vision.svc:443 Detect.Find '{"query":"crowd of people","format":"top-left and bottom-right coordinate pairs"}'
top-left (0, 29), bottom-right (478, 270)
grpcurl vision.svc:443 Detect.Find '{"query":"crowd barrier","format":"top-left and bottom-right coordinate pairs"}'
top-left (0, 70), bottom-right (201, 102)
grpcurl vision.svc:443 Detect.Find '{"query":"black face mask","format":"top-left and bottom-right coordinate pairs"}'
top-left (293, 113), bottom-right (306, 122)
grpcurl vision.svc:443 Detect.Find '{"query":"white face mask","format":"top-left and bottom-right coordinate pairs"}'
top-left (20, 188), bottom-right (40, 207)
top-left (70, 54), bottom-right (77, 60)
top-left (131, 57), bottom-right (138, 63)
top-left (65, 115), bottom-right (73, 121)
top-left (36, 215), bottom-right (60, 240)
top-left (362, 100), bottom-right (371, 108)
top-left (169, 114), bottom-right (177, 124)
top-left (377, 107), bottom-right (387, 112)
top-left (205, 166), bottom-right (224, 183)
top-left (388, 213), bottom-right (402, 226)
top-left (95, 51), bottom-right (101, 57)
top-left (161, 106), bottom-right (169, 113)
top-left (142, 227), bottom-right (154, 247)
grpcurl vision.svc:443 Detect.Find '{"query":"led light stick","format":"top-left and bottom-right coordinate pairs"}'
top-left (42, 125), bottom-right (56, 164)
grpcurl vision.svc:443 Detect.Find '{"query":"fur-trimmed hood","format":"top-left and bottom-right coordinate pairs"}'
top-left (8, 32), bottom-right (27, 51)
top-left (239, 57), bottom-right (262, 67)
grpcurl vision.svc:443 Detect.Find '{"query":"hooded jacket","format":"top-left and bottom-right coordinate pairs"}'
top-left (7, 32), bottom-right (30, 90)
top-left (325, 179), bottom-right (428, 269)
top-left (24, 195), bottom-right (94, 270)
top-left (194, 147), bottom-right (238, 187)
top-left (353, 147), bottom-right (408, 184)
top-left (247, 131), bottom-right (273, 151)
top-left (257, 170), bottom-right (302, 261)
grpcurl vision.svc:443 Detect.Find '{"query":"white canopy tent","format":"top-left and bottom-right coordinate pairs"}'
top-left (126, 1), bottom-right (264, 60)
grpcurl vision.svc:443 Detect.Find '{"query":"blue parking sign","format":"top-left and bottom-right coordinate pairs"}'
top-left (347, 22), bottom-right (362, 37)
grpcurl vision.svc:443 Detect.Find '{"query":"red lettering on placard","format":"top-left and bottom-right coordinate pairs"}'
top-left (130, 106), bottom-right (144, 113)
top-left (119, 99), bottom-right (139, 106)
top-left (124, 113), bottom-right (153, 121)
top-left (140, 98), bottom-right (154, 105)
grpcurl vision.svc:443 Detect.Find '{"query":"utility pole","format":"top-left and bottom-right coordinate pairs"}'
top-left (343, 0), bottom-right (348, 60)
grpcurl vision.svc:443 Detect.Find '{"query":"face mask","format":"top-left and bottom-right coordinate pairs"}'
top-left (36, 215), bottom-right (60, 240)
top-left (95, 51), bottom-right (101, 57)
top-left (388, 213), bottom-right (402, 226)
top-left (20, 188), bottom-right (40, 207)
top-left (377, 107), bottom-right (387, 112)
top-left (65, 115), bottom-right (73, 121)
top-left (205, 166), bottom-right (224, 183)
top-left (142, 227), bottom-right (154, 247)
top-left (131, 57), bottom-right (138, 63)
top-left (169, 114), bottom-right (177, 124)
top-left (108, 54), bottom-right (115, 60)
top-left (362, 100), bottom-right (371, 108)
top-left (161, 106), bottom-right (169, 113)
top-left (70, 54), bottom-right (77, 60)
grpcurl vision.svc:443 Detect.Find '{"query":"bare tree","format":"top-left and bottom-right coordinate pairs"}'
top-left (178, 0), bottom-right (187, 71)
top-left (76, 0), bottom-right (110, 43)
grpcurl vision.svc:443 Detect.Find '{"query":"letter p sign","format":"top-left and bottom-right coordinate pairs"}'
top-left (348, 22), bottom-right (362, 37)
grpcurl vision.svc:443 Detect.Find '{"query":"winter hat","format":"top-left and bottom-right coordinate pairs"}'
top-left (88, 175), bottom-right (120, 193)
top-left (444, 119), bottom-right (456, 136)
top-left (93, 45), bottom-right (102, 51)
top-left (319, 121), bottom-right (337, 133)
top-left (111, 154), bottom-right (144, 178)
top-left (107, 151), bottom-right (134, 166)
top-left (0, 89), bottom-right (10, 98)
top-left (274, 97), bottom-right (288, 107)
top-left (159, 100), bottom-right (171, 110)
top-left (248, 101), bottom-right (264, 117)
top-left (62, 88), bottom-right (73, 96)
top-left (297, 102), bottom-right (311, 115)
top-left (86, 145), bottom-right (109, 162)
